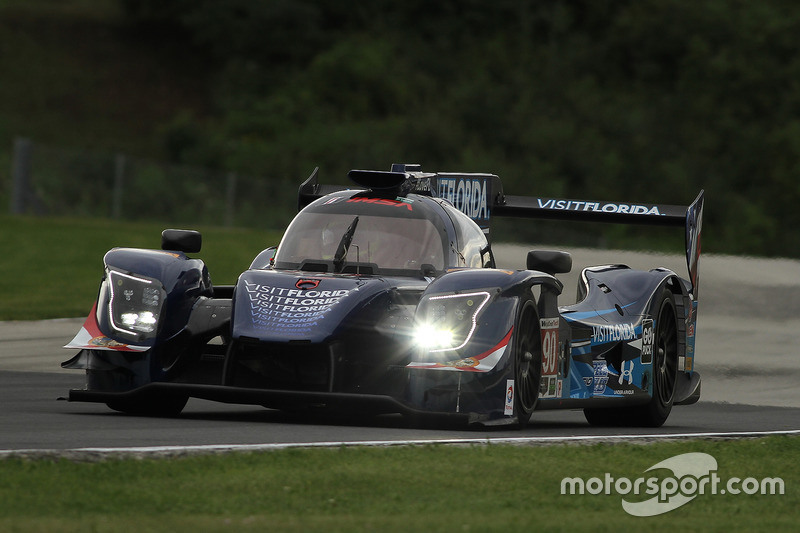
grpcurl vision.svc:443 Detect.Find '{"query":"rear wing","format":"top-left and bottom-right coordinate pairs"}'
top-left (297, 165), bottom-right (704, 296)
top-left (494, 191), bottom-right (705, 298)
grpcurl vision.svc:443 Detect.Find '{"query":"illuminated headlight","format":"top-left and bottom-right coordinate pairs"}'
top-left (414, 291), bottom-right (490, 353)
top-left (105, 269), bottom-right (166, 341)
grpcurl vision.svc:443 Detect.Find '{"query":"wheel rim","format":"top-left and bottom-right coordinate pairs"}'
top-left (654, 298), bottom-right (678, 406)
top-left (516, 304), bottom-right (540, 413)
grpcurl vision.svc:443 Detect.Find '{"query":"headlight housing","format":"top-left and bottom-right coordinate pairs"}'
top-left (414, 291), bottom-right (491, 353)
top-left (99, 269), bottom-right (166, 343)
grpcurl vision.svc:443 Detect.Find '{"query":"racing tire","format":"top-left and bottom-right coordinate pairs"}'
top-left (513, 297), bottom-right (541, 429)
top-left (106, 396), bottom-right (188, 417)
top-left (584, 287), bottom-right (678, 427)
top-left (83, 349), bottom-right (189, 417)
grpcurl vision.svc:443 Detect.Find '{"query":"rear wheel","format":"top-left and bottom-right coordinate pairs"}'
top-left (513, 298), bottom-right (541, 428)
top-left (584, 288), bottom-right (678, 427)
top-left (636, 288), bottom-right (679, 426)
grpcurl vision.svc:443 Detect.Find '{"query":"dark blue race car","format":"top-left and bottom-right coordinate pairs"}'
top-left (64, 164), bottom-right (704, 428)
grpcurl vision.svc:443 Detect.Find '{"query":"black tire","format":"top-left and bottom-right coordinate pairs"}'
top-left (635, 288), bottom-right (679, 426)
top-left (82, 348), bottom-right (189, 417)
top-left (106, 396), bottom-right (188, 417)
top-left (513, 297), bottom-right (541, 428)
top-left (584, 287), bottom-right (678, 427)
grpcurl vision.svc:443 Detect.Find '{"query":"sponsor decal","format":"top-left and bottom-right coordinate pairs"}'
top-left (540, 317), bottom-right (560, 377)
top-left (437, 177), bottom-right (490, 226)
top-left (441, 357), bottom-right (480, 369)
top-left (537, 198), bottom-right (663, 216)
top-left (346, 197), bottom-right (412, 210)
top-left (295, 278), bottom-right (321, 290)
top-left (583, 376), bottom-right (594, 387)
top-left (244, 280), bottom-right (350, 332)
top-left (592, 323), bottom-right (637, 343)
top-left (409, 177), bottom-right (432, 193)
top-left (541, 375), bottom-right (559, 398)
top-left (504, 379), bottom-right (515, 415)
top-left (89, 336), bottom-right (128, 348)
top-left (605, 360), bottom-right (641, 395)
top-left (640, 319), bottom-right (654, 364)
top-left (592, 360), bottom-right (609, 394)
top-left (619, 360), bottom-right (634, 385)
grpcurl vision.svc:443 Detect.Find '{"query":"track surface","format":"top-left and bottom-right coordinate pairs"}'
top-left (1, 247), bottom-right (799, 453)
top-left (1, 371), bottom-right (799, 453)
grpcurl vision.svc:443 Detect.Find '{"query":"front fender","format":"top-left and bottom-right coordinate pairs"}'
top-left (422, 268), bottom-right (562, 298)
top-left (96, 248), bottom-right (212, 345)
top-left (411, 268), bottom-right (563, 364)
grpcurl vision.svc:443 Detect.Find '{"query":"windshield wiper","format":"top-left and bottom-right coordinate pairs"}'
top-left (333, 216), bottom-right (359, 273)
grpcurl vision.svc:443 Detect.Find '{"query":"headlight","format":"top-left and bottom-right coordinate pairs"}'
top-left (104, 269), bottom-right (166, 342)
top-left (414, 291), bottom-right (491, 353)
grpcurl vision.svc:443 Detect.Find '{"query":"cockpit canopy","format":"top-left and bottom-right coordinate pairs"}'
top-left (273, 191), bottom-right (491, 276)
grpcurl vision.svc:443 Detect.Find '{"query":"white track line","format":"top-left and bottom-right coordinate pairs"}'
top-left (2, 429), bottom-right (800, 458)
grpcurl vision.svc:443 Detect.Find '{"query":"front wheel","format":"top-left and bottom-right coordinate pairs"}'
top-left (513, 298), bottom-right (541, 428)
top-left (106, 395), bottom-right (188, 417)
top-left (81, 349), bottom-right (189, 417)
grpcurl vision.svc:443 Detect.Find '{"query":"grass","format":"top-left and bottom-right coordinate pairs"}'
top-left (0, 215), bottom-right (282, 320)
top-left (0, 436), bottom-right (797, 532)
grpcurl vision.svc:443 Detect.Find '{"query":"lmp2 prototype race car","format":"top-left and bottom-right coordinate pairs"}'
top-left (63, 164), bottom-right (704, 428)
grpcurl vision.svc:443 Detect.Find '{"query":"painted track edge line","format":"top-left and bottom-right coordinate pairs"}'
top-left (2, 429), bottom-right (800, 458)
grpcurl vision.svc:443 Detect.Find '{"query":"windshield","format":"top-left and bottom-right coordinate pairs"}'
top-left (274, 211), bottom-right (446, 274)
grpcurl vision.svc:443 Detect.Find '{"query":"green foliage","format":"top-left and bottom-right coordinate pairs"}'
top-left (124, 0), bottom-right (798, 256)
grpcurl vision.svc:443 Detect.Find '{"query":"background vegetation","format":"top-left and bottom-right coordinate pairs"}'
top-left (2, 0), bottom-right (799, 257)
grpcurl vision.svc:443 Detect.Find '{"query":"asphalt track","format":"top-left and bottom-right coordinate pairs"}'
top-left (1, 246), bottom-right (799, 455)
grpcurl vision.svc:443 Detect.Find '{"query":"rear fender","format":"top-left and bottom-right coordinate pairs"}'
top-left (575, 265), bottom-right (685, 319)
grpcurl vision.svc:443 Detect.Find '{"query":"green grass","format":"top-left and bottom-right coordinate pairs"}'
top-left (0, 436), bottom-right (797, 532)
top-left (0, 215), bottom-right (282, 320)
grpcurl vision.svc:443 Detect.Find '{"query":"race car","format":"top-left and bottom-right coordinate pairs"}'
top-left (63, 164), bottom-right (704, 428)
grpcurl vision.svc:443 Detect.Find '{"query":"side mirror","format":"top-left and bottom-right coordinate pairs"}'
top-left (527, 250), bottom-right (572, 275)
top-left (162, 229), bottom-right (202, 254)
top-left (250, 246), bottom-right (278, 269)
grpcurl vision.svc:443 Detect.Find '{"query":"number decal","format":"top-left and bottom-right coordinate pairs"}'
top-left (540, 318), bottom-right (559, 376)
